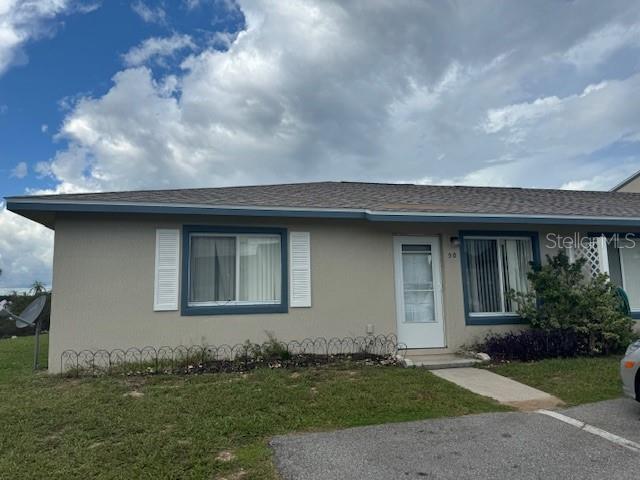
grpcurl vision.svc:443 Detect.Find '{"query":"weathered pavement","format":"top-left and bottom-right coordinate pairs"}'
top-left (271, 398), bottom-right (640, 480)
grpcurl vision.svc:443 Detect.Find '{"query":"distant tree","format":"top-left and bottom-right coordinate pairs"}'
top-left (29, 281), bottom-right (46, 295)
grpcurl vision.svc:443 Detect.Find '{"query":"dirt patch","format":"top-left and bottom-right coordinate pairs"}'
top-left (505, 397), bottom-right (565, 411)
top-left (214, 469), bottom-right (246, 480)
top-left (124, 377), bottom-right (147, 389)
top-left (44, 433), bottom-right (61, 443)
top-left (215, 451), bottom-right (236, 462)
top-left (161, 424), bottom-right (175, 434)
top-left (54, 378), bottom-right (83, 389)
top-left (123, 390), bottom-right (144, 398)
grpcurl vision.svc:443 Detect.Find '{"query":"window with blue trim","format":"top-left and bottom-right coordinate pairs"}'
top-left (182, 226), bottom-right (288, 315)
top-left (461, 233), bottom-right (537, 322)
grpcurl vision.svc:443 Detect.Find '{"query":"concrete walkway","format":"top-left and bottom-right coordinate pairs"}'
top-left (432, 367), bottom-right (563, 410)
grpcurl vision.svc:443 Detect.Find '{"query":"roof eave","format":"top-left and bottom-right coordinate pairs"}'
top-left (7, 197), bottom-right (640, 227)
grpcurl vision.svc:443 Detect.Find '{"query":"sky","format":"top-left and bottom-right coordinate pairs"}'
top-left (1, 0), bottom-right (640, 289)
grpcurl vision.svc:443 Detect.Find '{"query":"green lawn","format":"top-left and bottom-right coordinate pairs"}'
top-left (0, 336), bottom-right (508, 480)
top-left (487, 356), bottom-right (623, 406)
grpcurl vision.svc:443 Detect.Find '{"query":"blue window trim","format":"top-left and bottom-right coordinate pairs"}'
top-left (459, 230), bottom-right (541, 326)
top-left (181, 225), bottom-right (288, 316)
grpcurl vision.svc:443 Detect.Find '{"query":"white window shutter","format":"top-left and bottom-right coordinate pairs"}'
top-left (289, 232), bottom-right (311, 307)
top-left (154, 229), bottom-right (180, 311)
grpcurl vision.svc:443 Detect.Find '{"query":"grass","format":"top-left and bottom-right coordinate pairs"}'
top-left (487, 356), bottom-right (623, 406)
top-left (0, 336), bottom-right (508, 480)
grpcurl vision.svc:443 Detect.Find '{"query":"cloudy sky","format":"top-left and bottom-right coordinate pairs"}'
top-left (1, 0), bottom-right (640, 288)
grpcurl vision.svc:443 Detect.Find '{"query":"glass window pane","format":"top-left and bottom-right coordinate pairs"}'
top-left (403, 290), bottom-right (435, 323)
top-left (464, 239), bottom-right (501, 313)
top-left (607, 244), bottom-right (624, 287)
top-left (401, 245), bottom-right (434, 323)
top-left (621, 244), bottom-right (640, 310)
top-left (402, 244), bottom-right (429, 253)
top-left (189, 236), bottom-right (236, 303)
top-left (501, 239), bottom-right (533, 312)
top-left (238, 236), bottom-right (281, 303)
top-left (402, 246), bottom-right (433, 290)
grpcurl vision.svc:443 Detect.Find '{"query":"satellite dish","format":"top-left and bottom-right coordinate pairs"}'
top-left (0, 295), bottom-right (47, 370)
top-left (0, 295), bottom-right (46, 328)
top-left (16, 296), bottom-right (46, 328)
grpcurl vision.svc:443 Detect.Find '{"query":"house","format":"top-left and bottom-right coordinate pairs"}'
top-left (613, 170), bottom-right (640, 193)
top-left (7, 181), bottom-right (640, 373)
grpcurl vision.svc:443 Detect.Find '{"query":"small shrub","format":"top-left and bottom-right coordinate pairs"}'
top-left (478, 251), bottom-right (634, 361)
top-left (259, 331), bottom-right (292, 361)
top-left (479, 329), bottom-right (587, 362)
top-left (511, 251), bottom-right (634, 355)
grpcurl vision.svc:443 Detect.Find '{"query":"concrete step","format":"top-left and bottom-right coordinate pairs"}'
top-left (402, 353), bottom-right (482, 369)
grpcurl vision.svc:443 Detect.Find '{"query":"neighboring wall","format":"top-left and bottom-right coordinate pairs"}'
top-left (47, 214), bottom-right (626, 372)
top-left (614, 173), bottom-right (640, 192)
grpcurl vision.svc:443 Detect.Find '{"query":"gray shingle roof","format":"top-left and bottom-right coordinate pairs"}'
top-left (8, 181), bottom-right (640, 218)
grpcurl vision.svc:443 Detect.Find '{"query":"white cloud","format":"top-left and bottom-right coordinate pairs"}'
top-left (0, 206), bottom-right (53, 288)
top-left (34, 0), bottom-right (640, 196)
top-left (184, 0), bottom-right (199, 9)
top-left (479, 76), bottom-right (640, 172)
top-left (40, 123), bottom-right (48, 133)
top-left (123, 34), bottom-right (195, 67)
top-left (482, 96), bottom-right (563, 136)
top-left (0, 0), bottom-right (93, 76)
top-left (11, 0), bottom-right (640, 286)
top-left (10, 161), bottom-right (27, 178)
top-left (131, 1), bottom-right (166, 25)
top-left (560, 163), bottom-right (640, 191)
top-left (562, 22), bottom-right (640, 69)
top-left (184, 0), bottom-right (241, 14)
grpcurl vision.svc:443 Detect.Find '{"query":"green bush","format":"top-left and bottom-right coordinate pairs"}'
top-left (509, 251), bottom-right (634, 355)
top-left (246, 332), bottom-right (291, 362)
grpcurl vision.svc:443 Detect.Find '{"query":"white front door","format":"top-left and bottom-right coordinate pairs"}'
top-left (393, 236), bottom-right (445, 349)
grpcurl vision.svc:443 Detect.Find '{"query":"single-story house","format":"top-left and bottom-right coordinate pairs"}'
top-left (7, 180), bottom-right (640, 373)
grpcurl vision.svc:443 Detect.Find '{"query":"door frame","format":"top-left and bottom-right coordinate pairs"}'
top-left (393, 235), bottom-right (446, 349)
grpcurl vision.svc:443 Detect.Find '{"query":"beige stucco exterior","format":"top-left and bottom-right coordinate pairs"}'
top-left (615, 175), bottom-right (640, 193)
top-left (47, 213), bottom-right (627, 373)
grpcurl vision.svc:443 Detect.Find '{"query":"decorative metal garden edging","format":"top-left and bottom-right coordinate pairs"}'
top-left (60, 334), bottom-right (406, 376)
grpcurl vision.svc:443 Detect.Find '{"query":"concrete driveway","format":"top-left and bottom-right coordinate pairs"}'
top-left (271, 398), bottom-right (640, 480)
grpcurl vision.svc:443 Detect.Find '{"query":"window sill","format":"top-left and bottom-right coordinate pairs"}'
top-left (181, 303), bottom-right (288, 316)
top-left (466, 314), bottom-right (529, 326)
top-left (188, 301), bottom-right (281, 307)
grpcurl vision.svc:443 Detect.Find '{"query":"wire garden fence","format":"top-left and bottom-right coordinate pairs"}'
top-left (60, 334), bottom-right (406, 376)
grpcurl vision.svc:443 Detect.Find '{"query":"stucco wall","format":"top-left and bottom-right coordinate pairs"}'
top-left (615, 175), bottom-right (640, 193)
top-left (47, 214), bottom-right (628, 372)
